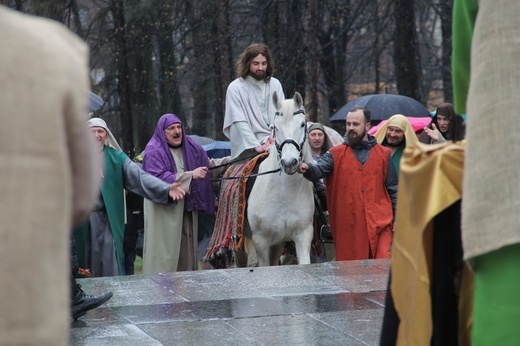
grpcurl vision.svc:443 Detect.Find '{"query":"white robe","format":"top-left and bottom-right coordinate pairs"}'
top-left (223, 76), bottom-right (285, 159)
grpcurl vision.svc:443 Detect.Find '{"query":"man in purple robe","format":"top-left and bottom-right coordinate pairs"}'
top-left (142, 114), bottom-right (228, 272)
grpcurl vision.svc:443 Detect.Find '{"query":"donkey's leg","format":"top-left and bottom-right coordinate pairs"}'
top-left (293, 227), bottom-right (313, 265)
top-left (251, 234), bottom-right (271, 267)
top-left (242, 221), bottom-right (258, 267)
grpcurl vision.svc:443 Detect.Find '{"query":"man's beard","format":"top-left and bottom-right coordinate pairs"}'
top-left (348, 129), bottom-right (366, 146)
top-left (249, 70), bottom-right (265, 81)
top-left (385, 139), bottom-right (403, 147)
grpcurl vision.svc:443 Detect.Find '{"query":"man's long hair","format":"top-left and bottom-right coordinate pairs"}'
top-left (235, 43), bottom-right (274, 82)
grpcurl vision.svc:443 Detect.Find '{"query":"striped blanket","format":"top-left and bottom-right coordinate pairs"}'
top-left (203, 153), bottom-right (268, 267)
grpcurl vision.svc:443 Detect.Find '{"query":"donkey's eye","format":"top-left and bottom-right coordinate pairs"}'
top-left (301, 121), bottom-right (306, 127)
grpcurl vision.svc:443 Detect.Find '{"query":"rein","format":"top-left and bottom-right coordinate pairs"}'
top-left (210, 167), bottom-right (281, 181)
top-left (209, 152), bottom-right (281, 182)
top-left (208, 152), bottom-right (258, 171)
top-left (210, 108), bottom-right (305, 182)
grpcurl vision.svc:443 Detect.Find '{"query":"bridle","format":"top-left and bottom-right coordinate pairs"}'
top-left (210, 108), bottom-right (307, 181)
top-left (273, 109), bottom-right (307, 162)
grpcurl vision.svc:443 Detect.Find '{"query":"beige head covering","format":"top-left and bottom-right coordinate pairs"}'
top-left (374, 114), bottom-right (419, 148)
top-left (87, 117), bottom-right (122, 151)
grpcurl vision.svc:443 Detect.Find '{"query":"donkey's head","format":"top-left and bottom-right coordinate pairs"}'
top-left (272, 91), bottom-right (307, 175)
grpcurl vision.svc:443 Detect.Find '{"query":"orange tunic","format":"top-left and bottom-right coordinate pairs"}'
top-left (326, 144), bottom-right (393, 260)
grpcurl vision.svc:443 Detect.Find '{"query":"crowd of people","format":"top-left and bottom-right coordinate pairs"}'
top-left (6, 0), bottom-right (513, 343)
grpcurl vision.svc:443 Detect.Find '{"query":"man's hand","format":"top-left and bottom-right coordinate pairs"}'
top-left (297, 162), bottom-right (308, 174)
top-left (192, 166), bottom-right (208, 179)
top-left (169, 182), bottom-right (186, 201)
top-left (255, 136), bottom-right (275, 153)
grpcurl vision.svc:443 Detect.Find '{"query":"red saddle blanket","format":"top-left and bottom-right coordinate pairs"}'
top-left (203, 152), bottom-right (268, 267)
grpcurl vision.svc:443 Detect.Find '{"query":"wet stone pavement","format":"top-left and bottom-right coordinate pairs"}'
top-left (70, 259), bottom-right (390, 346)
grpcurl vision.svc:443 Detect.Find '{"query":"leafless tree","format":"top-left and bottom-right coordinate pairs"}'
top-left (6, 0), bottom-right (454, 152)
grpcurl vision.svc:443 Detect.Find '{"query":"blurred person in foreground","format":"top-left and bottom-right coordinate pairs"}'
top-left (454, 0), bottom-right (520, 344)
top-left (0, 4), bottom-right (100, 344)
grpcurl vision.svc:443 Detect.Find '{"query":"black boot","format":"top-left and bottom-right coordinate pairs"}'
top-left (71, 283), bottom-right (113, 320)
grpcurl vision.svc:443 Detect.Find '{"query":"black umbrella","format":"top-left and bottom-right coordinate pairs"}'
top-left (330, 94), bottom-right (430, 122)
top-left (202, 141), bottom-right (231, 159)
top-left (88, 91), bottom-right (104, 112)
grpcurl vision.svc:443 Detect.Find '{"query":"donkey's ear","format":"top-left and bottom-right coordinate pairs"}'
top-left (293, 92), bottom-right (303, 108)
top-left (273, 91), bottom-right (281, 109)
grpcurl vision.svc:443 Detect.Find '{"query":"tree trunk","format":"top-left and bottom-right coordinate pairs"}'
top-left (441, 0), bottom-right (453, 103)
top-left (393, 0), bottom-right (421, 101)
top-left (305, 0), bottom-right (319, 122)
top-left (111, 0), bottom-right (134, 154)
top-left (32, 0), bottom-right (67, 22)
top-left (212, 0), bottom-right (233, 141)
top-left (156, 4), bottom-right (183, 119)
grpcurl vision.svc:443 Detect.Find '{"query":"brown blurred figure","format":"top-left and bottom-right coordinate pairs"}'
top-left (0, 4), bottom-right (100, 345)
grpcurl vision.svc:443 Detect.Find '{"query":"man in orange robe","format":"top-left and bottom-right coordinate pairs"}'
top-left (298, 107), bottom-right (397, 260)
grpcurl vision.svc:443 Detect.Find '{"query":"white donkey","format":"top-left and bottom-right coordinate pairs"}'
top-left (244, 91), bottom-right (315, 266)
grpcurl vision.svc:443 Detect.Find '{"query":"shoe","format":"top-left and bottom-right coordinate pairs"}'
top-left (72, 285), bottom-right (113, 320)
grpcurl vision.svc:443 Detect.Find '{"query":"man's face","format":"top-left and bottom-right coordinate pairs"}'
top-left (308, 129), bottom-right (325, 151)
top-left (90, 126), bottom-right (107, 151)
top-left (164, 123), bottom-right (183, 147)
top-left (346, 110), bottom-right (369, 145)
top-left (437, 114), bottom-right (450, 133)
top-left (385, 125), bottom-right (405, 147)
top-left (248, 54), bottom-right (267, 81)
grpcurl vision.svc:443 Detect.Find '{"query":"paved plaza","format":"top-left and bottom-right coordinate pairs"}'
top-left (71, 259), bottom-right (390, 345)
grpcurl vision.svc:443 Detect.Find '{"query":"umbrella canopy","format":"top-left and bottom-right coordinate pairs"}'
top-left (139, 140), bottom-right (230, 160)
top-left (368, 117), bottom-right (432, 135)
top-left (188, 134), bottom-right (216, 146)
top-left (88, 91), bottom-right (104, 112)
top-left (330, 94), bottom-right (430, 122)
top-left (188, 135), bottom-right (230, 158)
top-left (202, 141), bottom-right (231, 159)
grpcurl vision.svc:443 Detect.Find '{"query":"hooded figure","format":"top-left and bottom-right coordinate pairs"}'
top-left (87, 117), bottom-right (122, 151)
top-left (419, 103), bottom-right (465, 144)
top-left (375, 114), bottom-right (420, 175)
top-left (142, 113), bottom-right (215, 273)
top-left (307, 122), bottom-right (334, 159)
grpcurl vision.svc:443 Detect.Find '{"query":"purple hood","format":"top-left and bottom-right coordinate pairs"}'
top-left (142, 114), bottom-right (214, 214)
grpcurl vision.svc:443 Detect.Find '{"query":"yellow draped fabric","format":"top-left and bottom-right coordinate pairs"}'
top-left (390, 141), bottom-right (472, 345)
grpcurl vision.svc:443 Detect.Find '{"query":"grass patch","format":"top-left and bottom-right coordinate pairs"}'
top-left (134, 256), bottom-right (143, 274)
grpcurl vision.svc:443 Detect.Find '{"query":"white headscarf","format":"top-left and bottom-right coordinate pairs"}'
top-left (87, 117), bottom-right (127, 222)
top-left (87, 118), bottom-right (122, 151)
